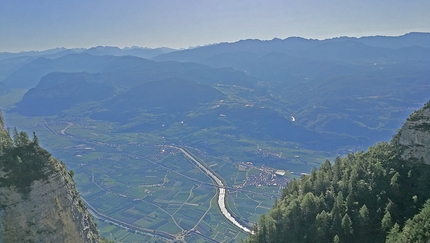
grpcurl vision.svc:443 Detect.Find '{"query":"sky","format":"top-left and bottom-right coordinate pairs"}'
top-left (1, 0), bottom-right (430, 52)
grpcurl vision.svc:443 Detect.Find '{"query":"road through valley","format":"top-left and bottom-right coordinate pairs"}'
top-left (168, 146), bottom-right (253, 234)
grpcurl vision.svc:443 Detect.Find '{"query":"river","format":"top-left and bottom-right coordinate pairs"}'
top-left (169, 146), bottom-right (253, 234)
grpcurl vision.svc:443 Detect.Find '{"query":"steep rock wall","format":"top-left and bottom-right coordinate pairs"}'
top-left (0, 110), bottom-right (99, 242)
top-left (0, 162), bottom-right (99, 243)
top-left (393, 101), bottom-right (430, 164)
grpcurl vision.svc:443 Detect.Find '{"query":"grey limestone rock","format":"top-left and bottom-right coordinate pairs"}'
top-left (393, 101), bottom-right (430, 164)
top-left (0, 115), bottom-right (99, 243)
top-left (0, 163), bottom-right (100, 243)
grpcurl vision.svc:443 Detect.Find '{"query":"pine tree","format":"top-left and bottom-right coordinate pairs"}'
top-left (381, 211), bottom-right (392, 231)
top-left (341, 213), bottom-right (353, 237)
top-left (32, 132), bottom-right (39, 145)
top-left (333, 235), bottom-right (340, 243)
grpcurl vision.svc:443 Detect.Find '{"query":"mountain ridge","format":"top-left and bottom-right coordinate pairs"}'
top-left (153, 32), bottom-right (430, 63)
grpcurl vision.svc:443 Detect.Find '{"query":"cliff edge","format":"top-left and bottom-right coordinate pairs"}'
top-left (0, 111), bottom-right (100, 243)
top-left (392, 101), bottom-right (430, 164)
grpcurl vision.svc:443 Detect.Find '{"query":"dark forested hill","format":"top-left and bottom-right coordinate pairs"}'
top-left (91, 77), bottom-right (226, 125)
top-left (14, 72), bottom-right (115, 116)
top-left (245, 101), bottom-right (430, 243)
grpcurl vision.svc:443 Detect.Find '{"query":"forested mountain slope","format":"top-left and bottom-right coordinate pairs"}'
top-left (246, 101), bottom-right (430, 243)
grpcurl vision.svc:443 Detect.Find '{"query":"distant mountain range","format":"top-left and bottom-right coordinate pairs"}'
top-left (0, 46), bottom-right (175, 83)
top-left (1, 32), bottom-right (430, 153)
top-left (0, 46), bottom-right (176, 61)
top-left (153, 32), bottom-right (430, 63)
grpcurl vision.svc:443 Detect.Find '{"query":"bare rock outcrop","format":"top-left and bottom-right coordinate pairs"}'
top-left (393, 101), bottom-right (430, 164)
top-left (0, 110), bottom-right (100, 242)
top-left (0, 166), bottom-right (99, 243)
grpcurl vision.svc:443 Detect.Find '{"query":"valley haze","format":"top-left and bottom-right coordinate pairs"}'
top-left (1, 31), bottom-right (430, 243)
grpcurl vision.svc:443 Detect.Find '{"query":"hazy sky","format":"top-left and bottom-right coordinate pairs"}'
top-left (1, 0), bottom-right (430, 52)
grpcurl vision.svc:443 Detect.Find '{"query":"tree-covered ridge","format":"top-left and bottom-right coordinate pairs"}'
top-left (246, 141), bottom-right (430, 242)
top-left (0, 127), bottom-right (53, 196)
top-left (387, 199), bottom-right (430, 243)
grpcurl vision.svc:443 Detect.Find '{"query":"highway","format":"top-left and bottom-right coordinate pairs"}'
top-left (168, 146), bottom-right (253, 234)
top-left (55, 122), bottom-right (254, 238)
top-left (81, 197), bottom-right (175, 242)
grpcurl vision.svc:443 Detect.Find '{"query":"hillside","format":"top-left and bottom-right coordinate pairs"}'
top-left (15, 72), bottom-right (115, 116)
top-left (91, 77), bottom-right (226, 125)
top-left (156, 33), bottom-right (430, 144)
top-left (245, 101), bottom-right (430, 243)
top-left (0, 111), bottom-right (100, 242)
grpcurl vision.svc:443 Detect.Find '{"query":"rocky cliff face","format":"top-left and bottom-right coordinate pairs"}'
top-left (0, 111), bottom-right (100, 243)
top-left (0, 165), bottom-right (99, 243)
top-left (393, 101), bottom-right (430, 164)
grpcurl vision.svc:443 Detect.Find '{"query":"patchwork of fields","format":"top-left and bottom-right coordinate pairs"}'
top-left (3, 112), bottom-right (331, 242)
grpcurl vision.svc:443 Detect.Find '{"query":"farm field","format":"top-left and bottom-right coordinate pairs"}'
top-left (3, 111), bottom-right (332, 242)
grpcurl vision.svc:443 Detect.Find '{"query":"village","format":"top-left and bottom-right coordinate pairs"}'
top-left (234, 162), bottom-right (291, 189)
